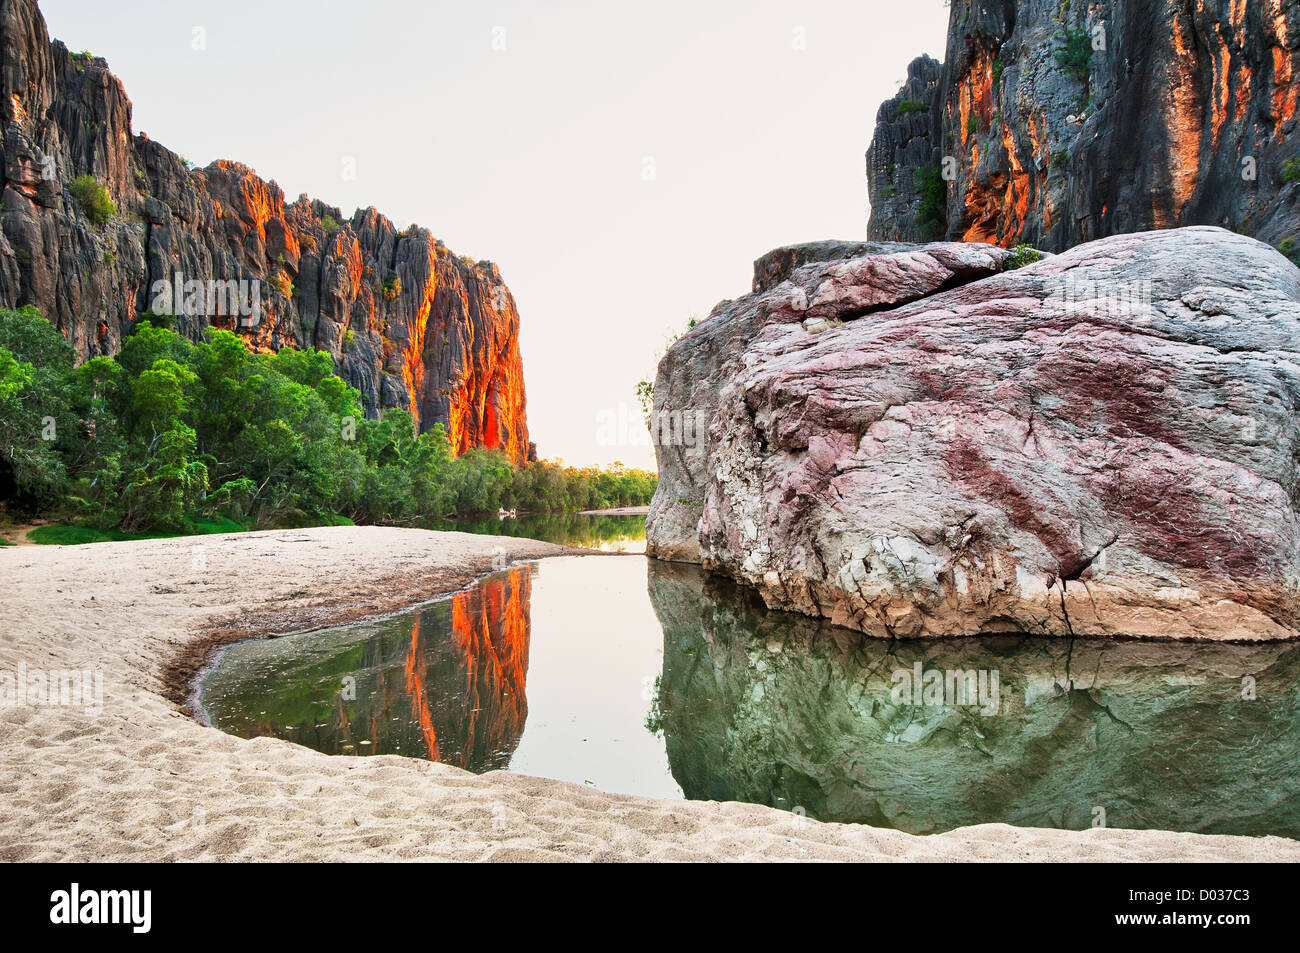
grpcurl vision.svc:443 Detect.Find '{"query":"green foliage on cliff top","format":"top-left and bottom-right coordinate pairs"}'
top-left (896, 99), bottom-right (929, 116)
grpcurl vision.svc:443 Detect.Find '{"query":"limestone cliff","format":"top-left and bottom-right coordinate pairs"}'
top-left (0, 0), bottom-right (530, 463)
top-left (867, 0), bottom-right (1300, 252)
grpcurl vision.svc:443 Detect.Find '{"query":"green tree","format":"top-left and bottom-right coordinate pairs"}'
top-left (0, 307), bottom-right (77, 505)
top-left (1054, 29), bottom-right (1093, 84)
top-left (119, 422), bottom-right (208, 532)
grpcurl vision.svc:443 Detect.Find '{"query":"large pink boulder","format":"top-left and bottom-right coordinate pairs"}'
top-left (649, 228), bottom-right (1300, 641)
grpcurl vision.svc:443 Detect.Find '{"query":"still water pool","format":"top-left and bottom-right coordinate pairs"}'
top-left (199, 557), bottom-right (680, 798)
top-left (198, 555), bottom-right (1300, 838)
top-left (438, 511), bottom-right (647, 553)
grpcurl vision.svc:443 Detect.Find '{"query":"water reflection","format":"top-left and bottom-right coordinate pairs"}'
top-left (200, 567), bottom-right (533, 770)
top-left (647, 561), bottom-right (1300, 838)
top-left (199, 554), bottom-right (1300, 838)
top-left (436, 512), bottom-right (647, 553)
top-left (199, 556), bottom-right (680, 797)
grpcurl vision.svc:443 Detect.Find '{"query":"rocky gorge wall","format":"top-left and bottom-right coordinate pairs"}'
top-left (0, 0), bottom-right (530, 462)
top-left (866, 0), bottom-right (1300, 252)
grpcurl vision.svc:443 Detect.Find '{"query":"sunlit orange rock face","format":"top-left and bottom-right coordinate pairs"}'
top-left (424, 252), bottom-right (530, 462)
top-left (867, 0), bottom-right (1300, 251)
top-left (0, 0), bottom-right (529, 462)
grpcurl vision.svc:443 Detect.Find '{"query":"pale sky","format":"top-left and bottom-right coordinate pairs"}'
top-left (41, 0), bottom-right (949, 469)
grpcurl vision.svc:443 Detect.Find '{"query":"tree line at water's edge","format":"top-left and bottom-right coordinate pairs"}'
top-left (0, 307), bottom-right (656, 543)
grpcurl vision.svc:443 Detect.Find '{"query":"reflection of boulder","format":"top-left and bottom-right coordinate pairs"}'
top-left (200, 567), bottom-right (533, 771)
top-left (649, 561), bottom-right (1300, 837)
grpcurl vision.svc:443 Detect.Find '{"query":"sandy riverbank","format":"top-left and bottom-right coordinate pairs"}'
top-left (1, 526), bottom-right (1296, 862)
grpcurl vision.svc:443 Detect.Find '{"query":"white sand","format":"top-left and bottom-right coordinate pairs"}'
top-left (1, 526), bottom-right (1296, 862)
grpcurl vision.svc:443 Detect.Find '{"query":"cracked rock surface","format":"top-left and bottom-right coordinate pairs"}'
top-left (648, 226), bottom-right (1300, 641)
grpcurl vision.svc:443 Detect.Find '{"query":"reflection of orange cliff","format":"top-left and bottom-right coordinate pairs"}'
top-left (405, 619), bottom-right (442, 762)
top-left (403, 568), bottom-right (532, 769)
